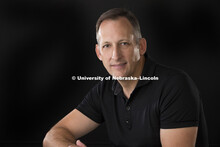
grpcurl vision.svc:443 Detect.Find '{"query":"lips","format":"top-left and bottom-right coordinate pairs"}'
top-left (110, 62), bottom-right (127, 69)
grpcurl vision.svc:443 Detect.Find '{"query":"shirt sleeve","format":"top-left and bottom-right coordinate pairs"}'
top-left (160, 72), bottom-right (200, 129)
top-left (76, 82), bottom-right (104, 124)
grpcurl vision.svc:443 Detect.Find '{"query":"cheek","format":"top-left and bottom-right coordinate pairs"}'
top-left (102, 58), bottom-right (110, 69)
top-left (100, 50), bottom-right (112, 59)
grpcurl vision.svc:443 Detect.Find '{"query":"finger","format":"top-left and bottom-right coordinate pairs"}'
top-left (76, 140), bottom-right (87, 147)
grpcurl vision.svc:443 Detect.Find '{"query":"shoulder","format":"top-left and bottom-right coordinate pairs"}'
top-left (155, 62), bottom-right (196, 86)
top-left (89, 75), bottom-right (114, 96)
top-left (150, 60), bottom-right (200, 99)
top-left (154, 63), bottom-right (200, 109)
top-left (155, 62), bottom-right (188, 79)
top-left (146, 56), bottom-right (192, 83)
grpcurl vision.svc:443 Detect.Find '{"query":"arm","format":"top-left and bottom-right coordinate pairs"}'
top-left (159, 73), bottom-right (201, 146)
top-left (43, 109), bottom-right (100, 147)
top-left (160, 127), bottom-right (198, 147)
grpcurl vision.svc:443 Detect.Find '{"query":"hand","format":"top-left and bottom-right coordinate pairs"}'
top-left (68, 140), bottom-right (87, 147)
top-left (76, 140), bottom-right (87, 147)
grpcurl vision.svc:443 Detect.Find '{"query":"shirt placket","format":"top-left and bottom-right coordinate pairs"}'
top-left (124, 96), bottom-right (132, 129)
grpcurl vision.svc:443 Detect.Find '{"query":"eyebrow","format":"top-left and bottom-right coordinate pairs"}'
top-left (101, 39), bottom-right (130, 44)
top-left (102, 41), bottom-right (111, 44)
top-left (118, 39), bottom-right (130, 42)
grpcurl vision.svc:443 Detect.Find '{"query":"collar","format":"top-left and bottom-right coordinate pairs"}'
top-left (112, 54), bottom-right (157, 95)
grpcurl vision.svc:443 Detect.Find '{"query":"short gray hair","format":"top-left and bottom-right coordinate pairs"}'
top-left (96, 8), bottom-right (142, 43)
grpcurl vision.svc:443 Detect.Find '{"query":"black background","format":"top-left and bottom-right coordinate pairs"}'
top-left (0, 0), bottom-right (219, 146)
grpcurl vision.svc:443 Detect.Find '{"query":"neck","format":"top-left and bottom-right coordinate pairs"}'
top-left (118, 56), bottom-right (145, 98)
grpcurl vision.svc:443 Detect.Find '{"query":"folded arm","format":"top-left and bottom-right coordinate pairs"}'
top-left (43, 109), bottom-right (100, 147)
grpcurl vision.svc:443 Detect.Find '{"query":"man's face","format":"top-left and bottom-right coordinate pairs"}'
top-left (96, 17), bottom-right (143, 78)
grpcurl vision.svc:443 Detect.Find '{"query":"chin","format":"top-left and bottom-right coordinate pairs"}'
top-left (109, 69), bottom-right (128, 77)
top-left (112, 73), bottom-right (127, 77)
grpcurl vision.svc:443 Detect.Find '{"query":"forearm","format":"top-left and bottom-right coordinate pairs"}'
top-left (43, 127), bottom-right (77, 147)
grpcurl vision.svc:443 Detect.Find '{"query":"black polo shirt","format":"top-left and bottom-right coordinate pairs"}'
top-left (76, 55), bottom-right (208, 147)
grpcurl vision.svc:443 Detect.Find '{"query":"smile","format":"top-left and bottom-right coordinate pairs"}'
top-left (110, 63), bottom-right (127, 69)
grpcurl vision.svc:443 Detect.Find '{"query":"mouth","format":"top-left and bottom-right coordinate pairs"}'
top-left (110, 62), bottom-right (127, 69)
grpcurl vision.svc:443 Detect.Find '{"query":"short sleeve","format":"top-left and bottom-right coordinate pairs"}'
top-left (76, 82), bottom-right (104, 124)
top-left (160, 72), bottom-right (200, 129)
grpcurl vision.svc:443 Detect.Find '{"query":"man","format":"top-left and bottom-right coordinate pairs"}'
top-left (43, 8), bottom-right (208, 147)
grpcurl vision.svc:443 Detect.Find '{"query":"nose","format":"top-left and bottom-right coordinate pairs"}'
top-left (111, 45), bottom-right (121, 60)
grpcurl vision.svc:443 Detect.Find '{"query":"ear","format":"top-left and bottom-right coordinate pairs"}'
top-left (95, 44), bottom-right (102, 61)
top-left (139, 38), bottom-right (147, 55)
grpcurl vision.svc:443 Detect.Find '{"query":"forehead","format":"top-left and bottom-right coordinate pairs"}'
top-left (100, 17), bottom-right (133, 29)
top-left (98, 17), bottom-right (134, 42)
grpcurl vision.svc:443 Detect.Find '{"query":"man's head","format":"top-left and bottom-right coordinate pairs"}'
top-left (95, 8), bottom-right (147, 78)
top-left (96, 8), bottom-right (142, 43)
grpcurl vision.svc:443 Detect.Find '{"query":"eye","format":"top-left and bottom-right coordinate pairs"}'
top-left (103, 44), bottom-right (110, 48)
top-left (121, 42), bottom-right (129, 46)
